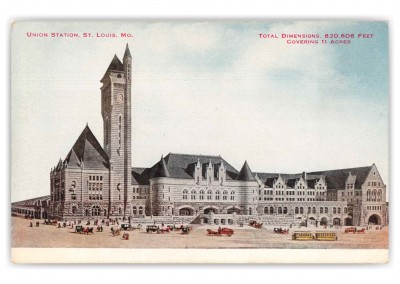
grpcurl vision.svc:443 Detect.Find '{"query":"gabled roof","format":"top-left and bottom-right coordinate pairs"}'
top-left (64, 125), bottom-right (109, 170)
top-left (236, 161), bottom-right (256, 181)
top-left (308, 166), bottom-right (372, 189)
top-left (131, 153), bottom-right (239, 185)
top-left (107, 54), bottom-right (124, 72)
top-left (100, 54), bottom-right (124, 83)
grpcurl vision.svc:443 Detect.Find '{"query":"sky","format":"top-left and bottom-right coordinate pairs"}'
top-left (11, 21), bottom-right (388, 202)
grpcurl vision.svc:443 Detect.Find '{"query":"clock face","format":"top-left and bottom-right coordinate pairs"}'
top-left (117, 94), bottom-right (124, 103)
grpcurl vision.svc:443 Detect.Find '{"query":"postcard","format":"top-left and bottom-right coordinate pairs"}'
top-left (11, 21), bottom-right (389, 263)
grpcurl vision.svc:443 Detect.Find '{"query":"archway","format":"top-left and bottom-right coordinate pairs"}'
top-left (344, 217), bottom-right (352, 226)
top-left (320, 217), bottom-right (328, 226)
top-left (227, 207), bottom-right (240, 214)
top-left (368, 214), bottom-right (381, 225)
top-left (204, 207), bottom-right (218, 214)
top-left (333, 218), bottom-right (341, 226)
top-left (179, 207), bottom-right (194, 216)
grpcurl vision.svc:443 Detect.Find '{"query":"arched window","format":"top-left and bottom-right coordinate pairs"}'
top-left (207, 190), bottom-right (212, 200)
top-left (71, 206), bottom-right (77, 214)
top-left (367, 189), bottom-right (371, 201)
top-left (312, 207), bottom-right (316, 214)
top-left (325, 207), bottom-right (328, 214)
top-left (270, 207), bottom-right (274, 214)
top-left (300, 207), bottom-right (304, 214)
top-left (223, 190), bottom-right (228, 200)
top-left (92, 206), bottom-right (101, 216)
top-left (338, 207), bottom-right (341, 214)
top-left (333, 207), bottom-right (336, 214)
top-left (138, 206), bottom-right (143, 215)
top-left (230, 190), bottom-right (235, 200)
top-left (264, 207), bottom-right (269, 214)
top-left (295, 207), bottom-right (299, 214)
top-left (278, 207), bottom-right (282, 214)
top-left (377, 189), bottom-right (382, 202)
top-left (307, 207), bottom-right (311, 214)
top-left (320, 207), bottom-right (323, 214)
top-left (85, 209), bottom-right (89, 216)
top-left (191, 190), bottom-right (196, 200)
top-left (215, 191), bottom-right (220, 200)
top-left (344, 207), bottom-right (347, 214)
top-left (283, 207), bottom-right (288, 214)
top-left (372, 190), bottom-right (377, 201)
top-left (199, 190), bottom-right (204, 200)
top-left (183, 189), bottom-right (188, 200)
top-left (132, 206), bottom-right (137, 215)
top-left (118, 207), bottom-right (122, 215)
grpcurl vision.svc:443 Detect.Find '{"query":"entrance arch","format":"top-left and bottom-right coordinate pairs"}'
top-left (227, 207), bottom-right (241, 214)
top-left (368, 214), bottom-right (381, 225)
top-left (333, 218), bottom-right (341, 226)
top-left (344, 217), bottom-right (352, 226)
top-left (204, 207), bottom-right (218, 214)
top-left (320, 217), bottom-right (328, 226)
top-left (179, 207), bottom-right (194, 216)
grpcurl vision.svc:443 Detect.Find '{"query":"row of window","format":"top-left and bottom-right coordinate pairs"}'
top-left (182, 189), bottom-right (235, 201)
top-left (366, 189), bottom-right (383, 202)
top-left (259, 190), bottom-right (323, 196)
top-left (367, 181), bottom-right (381, 186)
top-left (89, 175), bottom-right (103, 181)
top-left (367, 205), bottom-right (382, 211)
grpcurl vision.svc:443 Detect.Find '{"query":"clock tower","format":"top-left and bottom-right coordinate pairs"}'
top-left (100, 44), bottom-right (132, 218)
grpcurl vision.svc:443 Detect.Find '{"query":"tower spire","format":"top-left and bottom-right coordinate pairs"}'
top-left (124, 43), bottom-right (132, 58)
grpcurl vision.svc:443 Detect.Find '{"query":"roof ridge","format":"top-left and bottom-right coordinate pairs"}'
top-left (168, 152), bottom-right (222, 158)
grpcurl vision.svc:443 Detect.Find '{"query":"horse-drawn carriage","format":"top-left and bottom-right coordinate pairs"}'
top-left (249, 220), bottom-right (263, 229)
top-left (273, 227), bottom-right (289, 234)
top-left (75, 226), bottom-right (94, 235)
top-left (131, 224), bottom-right (142, 231)
top-left (146, 225), bottom-right (160, 233)
top-left (207, 227), bottom-right (234, 237)
top-left (111, 227), bottom-right (121, 236)
top-left (344, 227), bottom-right (356, 234)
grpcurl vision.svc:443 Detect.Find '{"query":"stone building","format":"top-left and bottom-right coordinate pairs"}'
top-left (45, 45), bottom-right (388, 227)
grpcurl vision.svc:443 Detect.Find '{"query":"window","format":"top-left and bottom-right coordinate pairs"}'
top-left (215, 191), bottom-right (220, 200)
top-left (264, 207), bottom-right (269, 214)
top-left (344, 207), bottom-right (347, 214)
top-left (223, 190), bottom-right (228, 200)
top-left (333, 207), bottom-right (336, 214)
top-left (283, 207), bottom-right (288, 214)
top-left (199, 190), bottom-right (204, 200)
top-left (295, 207), bottom-right (299, 214)
top-left (270, 207), bottom-right (274, 214)
top-left (312, 207), bottom-right (316, 214)
top-left (300, 207), bottom-right (304, 214)
top-left (230, 190), bottom-right (235, 200)
top-left (338, 207), bottom-right (341, 214)
top-left (92, 206), bottom-right (101, 216)
top-left (191, 190), bottom-right (196, 200)
top-left (183, 189), bottom-right (188, 200)
top-left (325, 207), bottom-right (328, 214)
top-left (207, 190), bottom-right (212, 200)
top-left (71, 206), bottom-right (77, 214)
top-left (132, 206), bottom-right (137, 215)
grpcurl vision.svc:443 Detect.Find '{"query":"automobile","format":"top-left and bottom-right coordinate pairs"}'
top-left (120, 223), bottom-right (131, 231)
top-left (146, 225), bottom-right (160, 233)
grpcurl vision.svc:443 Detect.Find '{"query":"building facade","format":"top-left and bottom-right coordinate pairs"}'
top-left (44, 45), bottom-right (387, 227)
